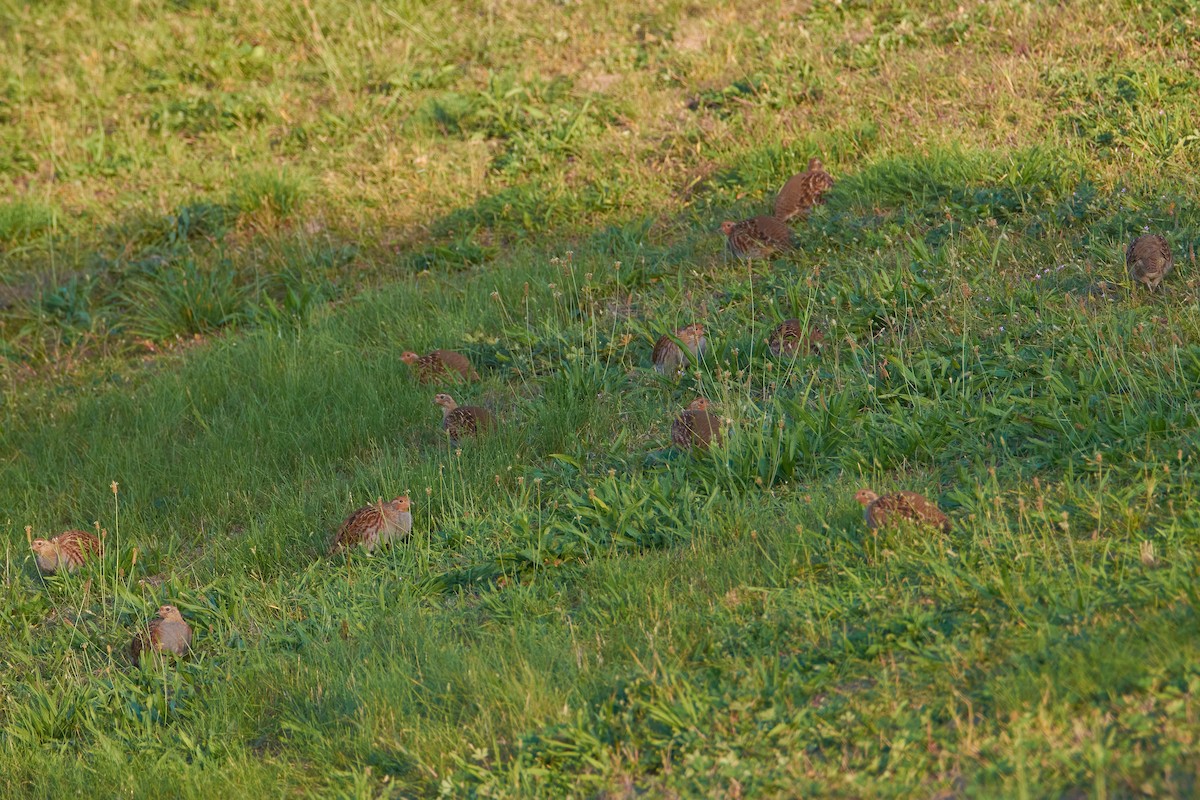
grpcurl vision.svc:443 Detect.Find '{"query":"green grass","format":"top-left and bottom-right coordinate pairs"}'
top-left (3, 0), bottom-right (1200, 797)
top-left (0, 200), bottom-right (57, 247)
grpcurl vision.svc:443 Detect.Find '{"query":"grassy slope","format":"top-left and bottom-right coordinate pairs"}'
top-left (4, 0), bottom-right (1200, 796)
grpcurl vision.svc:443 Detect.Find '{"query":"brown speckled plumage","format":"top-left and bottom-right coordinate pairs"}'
top-left (651, 324), bottom-right (706, 377)
top-left (131, 604), bottom-right (192, 664)
top-left (767, 319), bottom-right (824, 357)
top-left (774, 158), bottom-right (835, 222)
top-left (1126, 234), bottom-right (1173, 291)
top-left (720, 216), bottom-right (794, 259)
top-left (855, 489), bottom-right (950, 533)
top-left (30, 529), bottom-right (102, 575)
top-left (330, 496), bottom-right (413, 554)
top-left (401, 350), bottom-right (479, 383)
top-left (671, 397), bottom-right (724, 450)
top-left (434, 393), bottom-right (495, 442)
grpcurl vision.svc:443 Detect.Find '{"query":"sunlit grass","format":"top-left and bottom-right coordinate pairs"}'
top-left (3, 0), bottom-right (1200, 797)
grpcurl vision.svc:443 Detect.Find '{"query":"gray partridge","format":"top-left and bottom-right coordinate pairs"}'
top-left (767, 319), bottom-right (825, 357)
top-left (652, 323), bottom-right (706, 377)
top-left (30, 529), bottom-right (102, 575)
top-left (330, 495), bottom-right (413, 554)
top-left (1126, 234), bottom-right (1173, 291)
top-left (855, 489), bottom-right (950, 533)
top-left (671, 397), bottom-right (724, 450)
top-left (720, 215), bottom-right (795, 259)
top-left (401, 349), bottom-right (479, 383)
top-left (774, 157), bottom-right (835, 222)
top-left (131, 604), bottom-right (192, 665)
top-left (434, 393), bottom-right (495, 442)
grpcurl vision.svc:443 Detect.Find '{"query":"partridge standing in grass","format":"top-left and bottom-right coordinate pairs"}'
top-left (671, 397), bottom-right (724, 451)
top-left (330, 496), bottom-right (413, 554)
top-left (774, 157), bottom-right (835, 222)
top-left (1126, 234), bottom-right (1173, 291)
top-left (30, 529), bottom-right (102, 575)
top-left (767, 319), bottom-right (825, 357)
top-left (652, 323), bottom-right (706, 377)
top-left (855, 489), bottom-right (951, 533)
top-left (131, 604), bottom-right (192, 665)
top-left (720, 216), bottom-right (795, 260)
top-left (434, 393), bottom-right (495, 443)
top-left (400, 349), bottom-right (479, 383)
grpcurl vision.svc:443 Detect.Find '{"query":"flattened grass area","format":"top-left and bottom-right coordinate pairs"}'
top-left (3, 0), bottom-right (1200, 796)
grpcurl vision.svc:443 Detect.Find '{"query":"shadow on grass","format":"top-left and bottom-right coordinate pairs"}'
top-left (6, 144), bottom-right (1200, 374)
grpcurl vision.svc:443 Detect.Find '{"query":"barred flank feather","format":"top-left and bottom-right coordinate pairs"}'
top-left (30, 529), bottom-right (102, 574)
top-left (652, 324), bottom-right (706, 377)
top-left (434, 394), bottom-right (495, 443)
top-left (330, 496), bottom-right (412, 554)
top-left (671, 398), bottom-right (724, 450)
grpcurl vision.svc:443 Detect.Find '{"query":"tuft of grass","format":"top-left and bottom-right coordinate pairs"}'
top-left (0, 200), bottom-right (57, 246)
top-left (228, 170), bottom-right (306, 221)
top-left (116, 257), bottom-right (249, 341)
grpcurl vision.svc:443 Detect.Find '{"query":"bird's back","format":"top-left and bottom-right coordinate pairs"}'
top-left (727, 216), bottom-right (794, 258)
top-left (1126, 235), bottom-right (1173, 289)
top-left (56, 529), bottom-right (102, 563)
top-left (430, 350), bottom-right (478, 381)
top-left (866, 491), bottom-right (949, 532)
top-left (752, 215), bottom-right (794, 245)
top-left (331, 505), bottom-right (383, 553)
top-left (774, 167), bottom-right (834, 222)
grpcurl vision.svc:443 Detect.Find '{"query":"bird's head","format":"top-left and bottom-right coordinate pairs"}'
top-left (854, 489), bottom-right (879, 507)
top-left (808, 157), bottom-right (824, 171)
top-left (30, 538), bottom-right (54, 556)
top-left (157, 605), bottom-right (183, 622)
top-left (720, 221), bottom-right (737, 235)
top-left (390, 496), bottom-right (411, 513)
top-left (687, 397), bottom-right (711, 411)
top-left (679, 323), bottom-right (705, 343)
top-left (400, 351), bottom-right (420, 365)
top-left (433, 393), bottom-right (457, 410)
